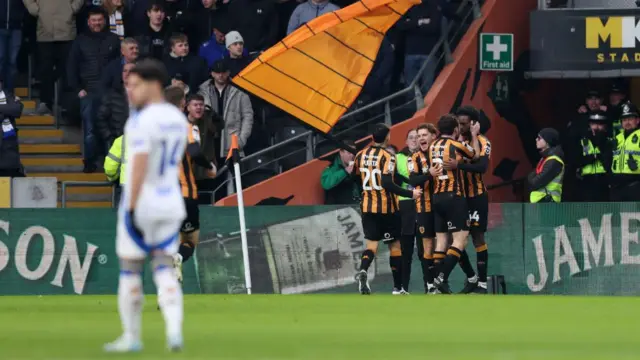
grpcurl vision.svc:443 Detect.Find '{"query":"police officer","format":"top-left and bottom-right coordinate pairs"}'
top-left (104, 135), bottom-right (125, 208)
top-left (575, 111), bottom-right (612, 202)
top-left (528, 128), bottom-right (565, 203)
top-left (611, 103), bottom-right (640, 202)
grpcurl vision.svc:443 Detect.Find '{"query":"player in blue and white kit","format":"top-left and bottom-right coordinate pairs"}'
top-left (104, 59), bottom-right (189, 353)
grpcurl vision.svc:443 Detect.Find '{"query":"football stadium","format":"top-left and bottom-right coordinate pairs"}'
top-left (2, 0), bottom-right (640, 358)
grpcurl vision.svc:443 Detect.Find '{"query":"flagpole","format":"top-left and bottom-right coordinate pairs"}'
top-left (234, 161), bottom-right (252, 295)
top-left (227, 135), bottom-right (252, 295)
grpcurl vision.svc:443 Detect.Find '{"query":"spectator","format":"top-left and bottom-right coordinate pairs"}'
top-left (228, 0), bottom-right (279, 53)
top-left (133, 0), bottom-right (170, 60)
top-left (397, 0), bottom-right (442, 93)
top-left (610, 102), bottom-right (640, 202)
top-left (199, 60), bottom-right (253, 157)
top-left (163, 33), bottom-right (208, 94)
top-left (96, 62), bottom-right (133, 151)
top-left (360, 35), bottom-right (394, 103)
top-left (320, 140), bottom-right (359, 205)
top-left (164, 0), bottom-right (201, 52)
top-left (103, 0), bottom-right (131, 39)
top-left (199, 29), bottom-right (229, 68)
top-left (23, 0), bottom-right (84, 115)
top-left (286, 0), bottom-right (339, 35)
top-left (224, 31), bottom-right (252, 77)
top-left (0, 91), bottom-right (24, 177)
top-left (608, 82), bottom-right (627, 136)
top-left (528, 128), bottom-right (565, 203)
top-left (575, 110), bottom-right (612, 202)
top-left (194, 0), bottom-right (229, 52)
top-left (186, 93), bottom-right (218, 184)
top-left (0, 0), bottom-right (25, 95)
top-left (67, 7), bottom-right (120, 173)
top-left (100, 37), bottom-right (139, 91)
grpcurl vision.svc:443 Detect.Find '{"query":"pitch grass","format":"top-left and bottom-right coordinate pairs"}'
top-left (0, 295), bottom-right (636, 360)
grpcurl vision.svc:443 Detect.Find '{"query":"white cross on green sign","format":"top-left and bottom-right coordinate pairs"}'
top-left (480, 33), bottom-right (514, 71)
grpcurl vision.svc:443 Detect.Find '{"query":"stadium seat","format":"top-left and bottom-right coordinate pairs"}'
top-left (241, 153), bottom-right (278, 188)
top-left (276, 126), bottom-right (309, 172)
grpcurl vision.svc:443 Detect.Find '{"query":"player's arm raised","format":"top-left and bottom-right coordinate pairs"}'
top-left (380, 154), bottom-right (421, 199)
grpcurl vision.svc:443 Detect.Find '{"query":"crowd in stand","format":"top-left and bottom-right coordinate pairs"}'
top-left (0, 0), bottom-right (452, 172)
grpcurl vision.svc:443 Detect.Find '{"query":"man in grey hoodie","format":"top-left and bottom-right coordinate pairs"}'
top-left (286, 0), bottom-right (339, 35)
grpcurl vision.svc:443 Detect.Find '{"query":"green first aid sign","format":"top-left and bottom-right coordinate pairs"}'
top-left (480, 33), bottom-right (514, 71)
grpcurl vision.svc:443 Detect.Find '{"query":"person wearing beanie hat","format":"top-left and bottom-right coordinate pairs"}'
top-left (528, 128), bottom-right (565, 203)
top-left (353, 123), bottom-right (422, 295)
top-left (224, 30), bottom-right (252, 77)
top-left (575, 110), bottom-right (613, 202)
top-left (610, 102), bottom-right (640, 201)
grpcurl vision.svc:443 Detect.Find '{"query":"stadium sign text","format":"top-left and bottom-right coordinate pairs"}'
top-left (586, 16), bottom-right (640, 64)
top-left (0, 220), bottom-right (101, 294)
top-left (526, 213), bottom-right (640, 292)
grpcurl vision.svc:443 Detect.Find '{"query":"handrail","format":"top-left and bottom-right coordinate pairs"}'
top-left (61, 181), bottom-right (114, 208)
top-left (486, 177), bottom-right (526, 190)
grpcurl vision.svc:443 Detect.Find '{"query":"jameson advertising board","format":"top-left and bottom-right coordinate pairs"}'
top-left (1, 203), bottom-right (640, 295)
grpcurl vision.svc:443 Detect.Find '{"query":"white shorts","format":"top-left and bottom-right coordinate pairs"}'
top-left (116, 211), bottom-right (182, 259)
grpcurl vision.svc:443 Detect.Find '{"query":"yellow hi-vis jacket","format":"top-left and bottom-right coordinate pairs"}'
top-left (104, 136), bottom-right (126, 184)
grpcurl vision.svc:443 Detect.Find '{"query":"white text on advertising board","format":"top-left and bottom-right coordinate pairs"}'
top-left (586, 16), bottom-right (640, 64)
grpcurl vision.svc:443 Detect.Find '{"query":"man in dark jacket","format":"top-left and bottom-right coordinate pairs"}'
top-left (96, 62), bottom-right (133, 151)
top-left (100, 37), bottom-right (139, 91)
top-left (575, 110), bottom-right (612, 202)
top-left (0, 91), bottom-right (23, 177)
top-left (528, 128), bottom-right (565, 203)
top-left (163, 33), bottom-right (209, 93)
top-left (193, 0), bottom-right (229, 51)
top-left (320, 140), bottom-right (359, 205)
top-left (0, 0), bottom-right (25, 95)
top-left (132, 0), bottom-right (170, 60)
top-left (67, 7), bottom-right (120, 173)
top-left (397, 0), bottom-right (441, 93)
top-left (224, 31), bottom-right (252, 78)
top-left (228, 0), bottom-right (279, 53)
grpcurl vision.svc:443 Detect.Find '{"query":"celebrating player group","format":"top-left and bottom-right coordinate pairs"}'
top-left (353, 106), bottom-right (491, 295)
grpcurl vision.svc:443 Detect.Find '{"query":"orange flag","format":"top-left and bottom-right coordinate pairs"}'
top-left (226, 134), bottom-right (240, 165)
top-left (232, 0), bottom-right (420, 134)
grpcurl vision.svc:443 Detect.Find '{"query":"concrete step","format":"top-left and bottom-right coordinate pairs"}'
top-left (59, 201), bottom-right (112, 208)
top-left (29, 172), bottom-right (107, 182)
top-left (22, 100), bottom-right (36, 109)
top-left (19, 137), bottom-right (63, 144)
top-left (17, 115), bottom-right (55, 126)
top-left (15, 88), bottom-right (29, 97)
top-left (21, 156), bottom-right (83, 166)
top-left (25, 164), bottom-right (83, 172)
top-left (20, 128), bottom-right (63, 138)
top-left (20, 143), bottom-right (80, 154)
top-left (60, 186), bottom-right (113, 202)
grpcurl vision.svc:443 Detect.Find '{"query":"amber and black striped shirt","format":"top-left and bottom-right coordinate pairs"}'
top-left (429, 137), bottom-right (476, 196)
top-left (410, 150), bottom-right (432, 213)
top-left (178, 123), bottom-right (199, 200)
top-left (354, 145), bottom-right (398, 214)
top-left (461, 135), bottom-right (491, 198)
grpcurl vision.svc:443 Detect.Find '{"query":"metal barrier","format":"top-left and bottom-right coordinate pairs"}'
top-left (210, 0), bottom-right (482, 200)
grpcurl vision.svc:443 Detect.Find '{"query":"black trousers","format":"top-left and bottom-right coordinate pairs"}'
top-left (399, 200), bottom-right (426, 291)
top-left (611, 181), bottom-right (640, 202)
top-left (576, 175), bottom-right (609, 202)
top-left (37, 41), bottom-right (70, 107)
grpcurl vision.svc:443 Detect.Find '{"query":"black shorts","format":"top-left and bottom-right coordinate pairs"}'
top-left (180, 198), bottom-right (200, 233)
top-left (416, 211), bottom-right (435, 239)
top-left (432, 192), bottom-right (469, 233)
top-left (467, 193), bottom-right (489, 233)
top-left (362, 212), bottom-right (400, 243)
top-left (399, 199), bottom-right (417, 236)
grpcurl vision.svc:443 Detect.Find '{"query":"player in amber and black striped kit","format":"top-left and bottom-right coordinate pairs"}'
top-left (444, 106), bottom-right (491, 294)
top-left (409, 123), bottom-right (441, 293)
top-left (429, 114), bottom-right (481, 294)
top-left (352, 124), bottom-right (423, 295)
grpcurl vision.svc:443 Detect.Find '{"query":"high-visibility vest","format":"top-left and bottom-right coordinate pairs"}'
top-left (612, 128), bottom-right (640, 175)
top-left (580, 138), bottom-right (606, 175)
top-left (104, 136), bottom-right (127, 184)
top-left (530, 155), bottom-right (564, 203)
top-left (395, 152), bottom-right (412, 201)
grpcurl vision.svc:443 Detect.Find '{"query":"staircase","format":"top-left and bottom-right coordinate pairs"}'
top-left (16, 88), bottom-right (112, 208)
